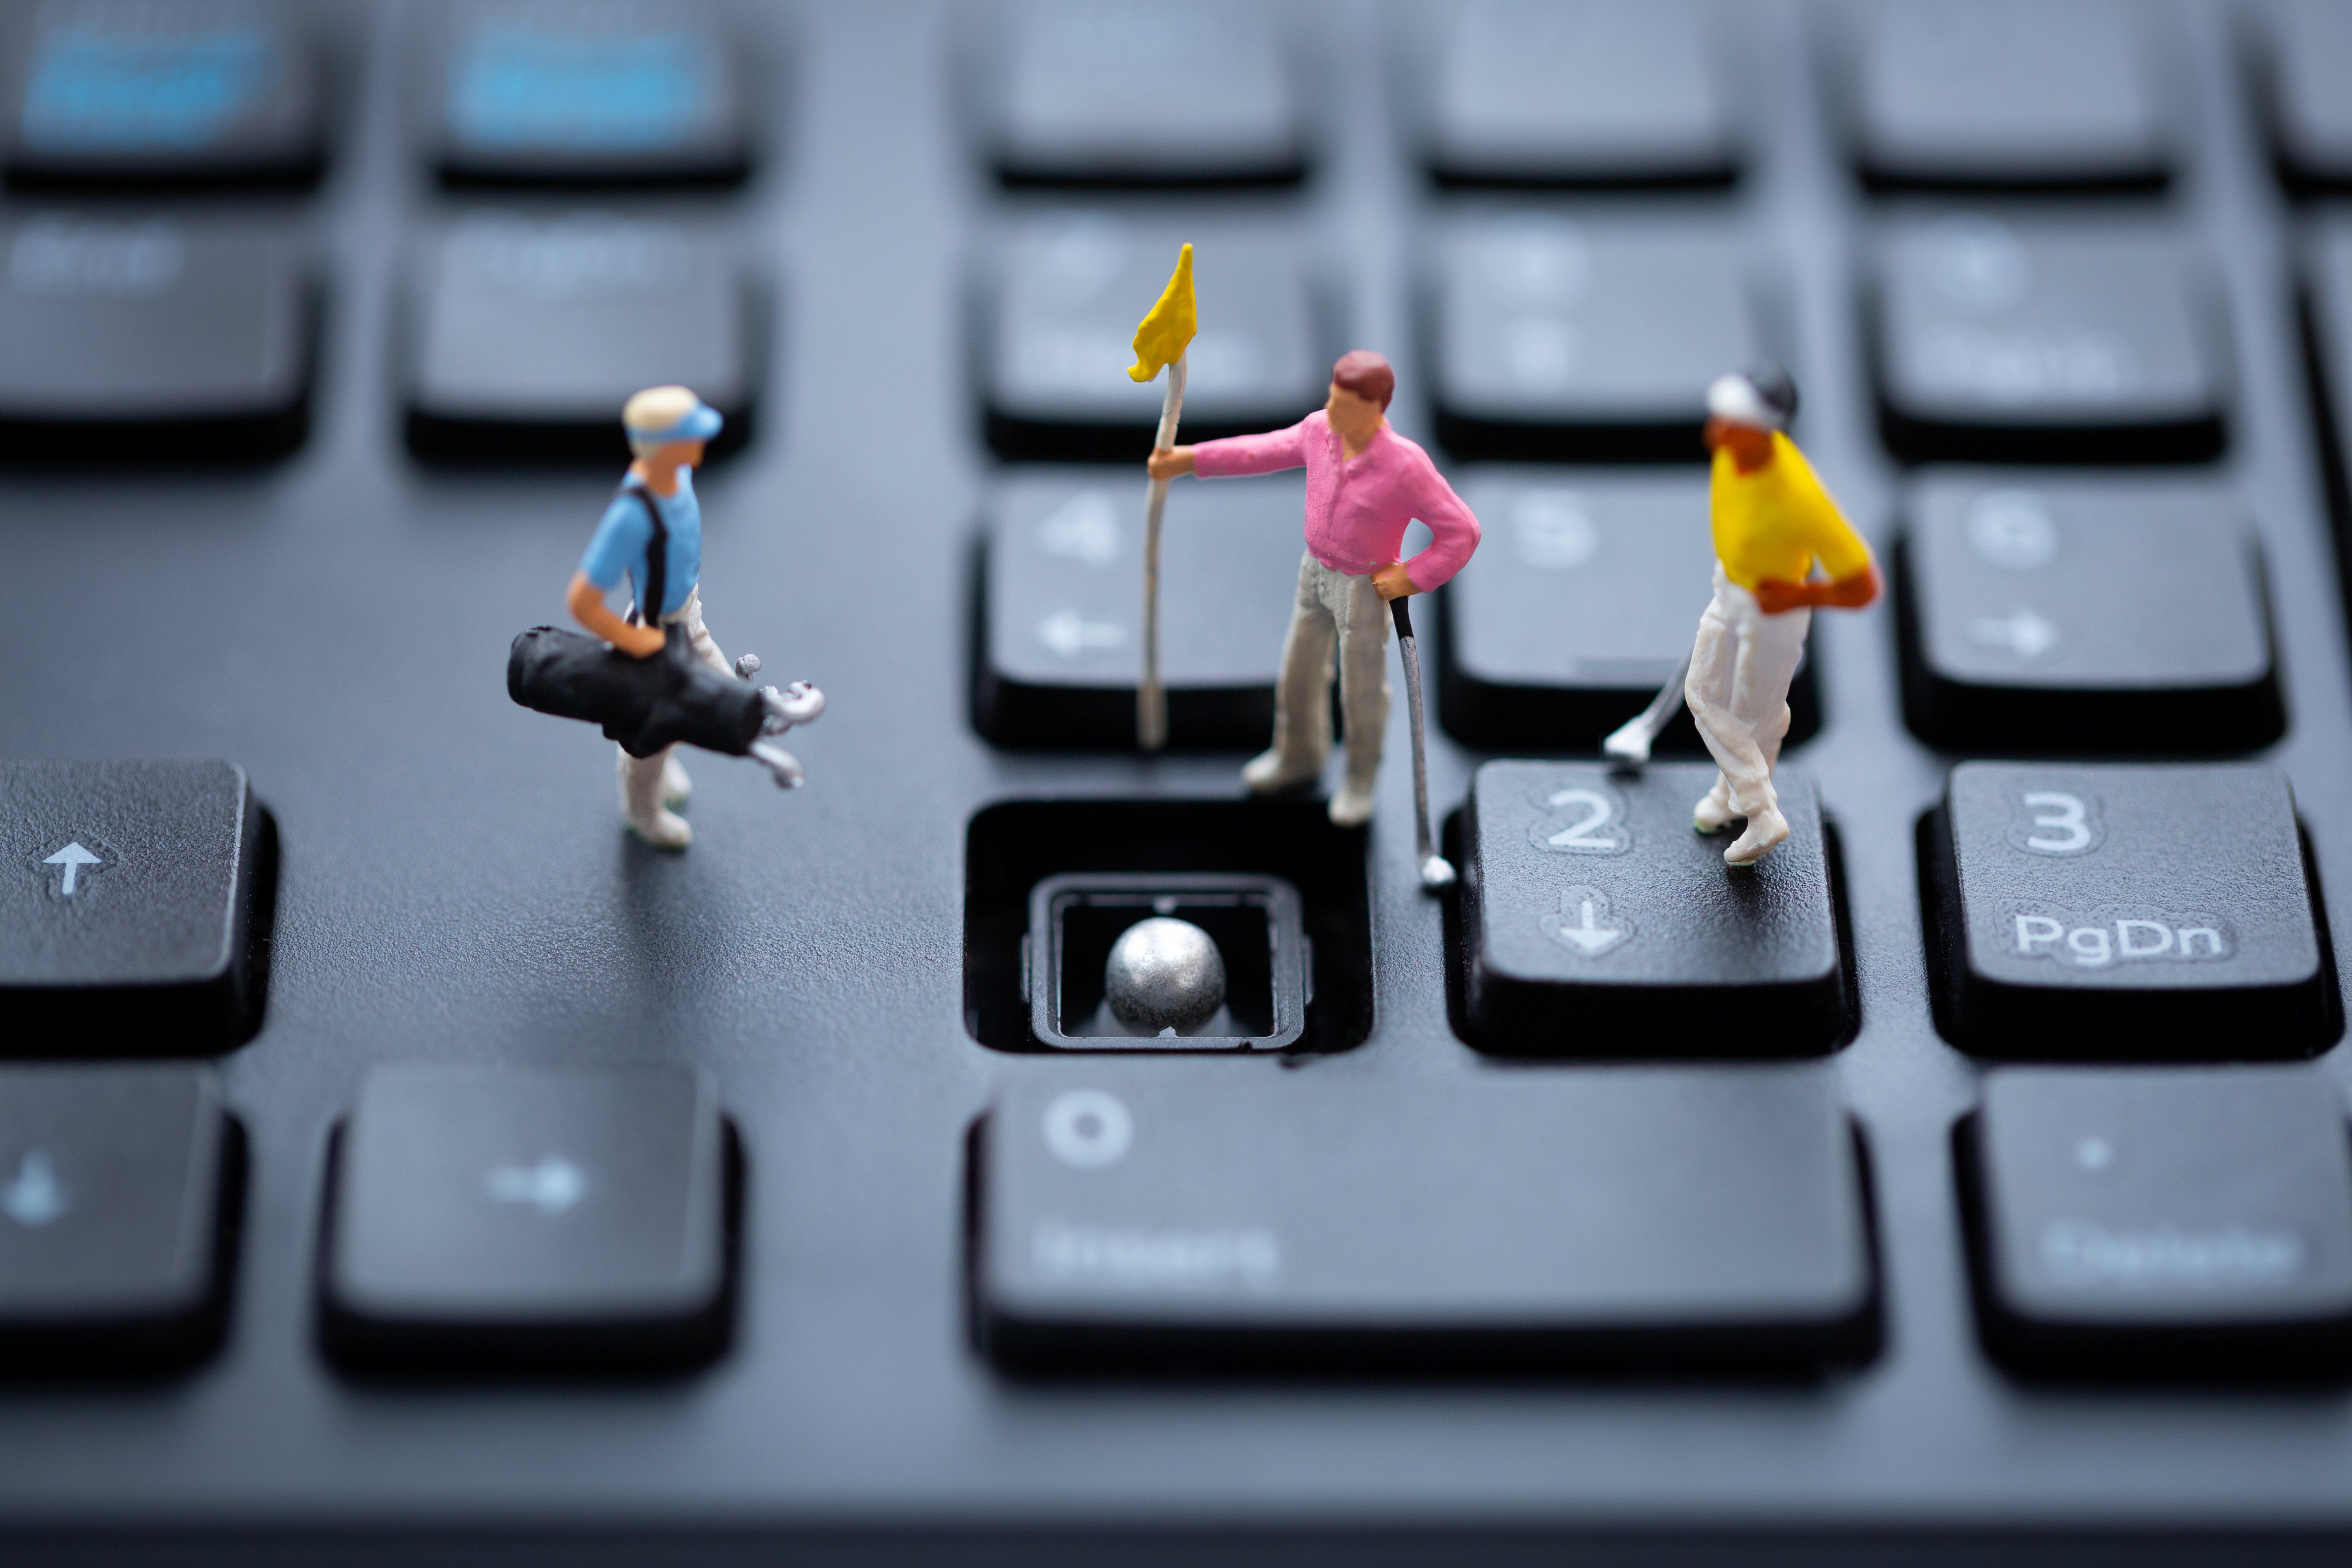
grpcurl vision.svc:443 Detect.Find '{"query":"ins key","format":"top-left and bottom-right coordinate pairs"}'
top-left (1922, 762), bottom-right (2334, 1057)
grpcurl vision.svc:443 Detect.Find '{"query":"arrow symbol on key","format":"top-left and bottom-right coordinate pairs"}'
top-left (41, 842), bottom-right (102, 896)
top-left (1542, 886), bottom-right (1631, 958)
top-left (1970, 607), bottom-right (2058, 659)
top-left (484, 1156), bottom-right (588, 1215)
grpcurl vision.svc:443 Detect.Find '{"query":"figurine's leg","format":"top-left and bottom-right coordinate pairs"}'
top-left (1326, 569), bottom-right (1393, 828)
top-left (619, 744), bottom-right (692, 850)
top-left (1719, 603), bottom-right (1810, 867)
top-left (1244, 553), bottom-right (1336, 795)
top-left (1682, 583), bottom-right (1757, 827)
top-left (657, 589), bottom-right (733, 809)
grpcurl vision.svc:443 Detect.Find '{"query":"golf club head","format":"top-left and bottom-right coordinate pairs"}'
top-left (1418, 854), bottom-right (1456, 891)
top-left (1601, 721), bottom-right (1654, 767)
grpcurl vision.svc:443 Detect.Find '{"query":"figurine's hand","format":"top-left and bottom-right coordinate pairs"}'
top-left (1147, 445), bottom-right (1195, 482)
top-left (1371, 561), bottom-right (1417, 601)
top-left (1752, 577), bottom-right (1811, 615)
top-left (1821, 562), bottom-right (1883, 610)
top-left (612, 622), bottom-right (667, 658)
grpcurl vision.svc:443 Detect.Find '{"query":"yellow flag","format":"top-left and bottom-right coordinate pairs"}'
top-left (1127, 243), bottom-right (1196, 382)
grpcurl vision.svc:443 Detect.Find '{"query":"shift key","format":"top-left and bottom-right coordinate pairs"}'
top-left (973, 1064), bottom-right (1879, 1373)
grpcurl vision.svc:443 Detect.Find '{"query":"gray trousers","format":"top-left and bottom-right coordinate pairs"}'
top-left (1265, 552), bottom-right (1391, 789)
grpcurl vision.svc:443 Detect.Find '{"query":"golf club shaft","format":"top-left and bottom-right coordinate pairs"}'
top-left (1391, 596), bottom-right (1438, 869)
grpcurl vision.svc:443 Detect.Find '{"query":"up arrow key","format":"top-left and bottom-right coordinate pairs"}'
top-left (42, 842), bottom-right (103, 896)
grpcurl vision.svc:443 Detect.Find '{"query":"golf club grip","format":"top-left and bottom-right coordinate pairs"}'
top-left (1390, 597), bottom-right (1413, 640)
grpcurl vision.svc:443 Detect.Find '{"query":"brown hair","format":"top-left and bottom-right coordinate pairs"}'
top-left (1330, 350), bottom-right (1394, 411)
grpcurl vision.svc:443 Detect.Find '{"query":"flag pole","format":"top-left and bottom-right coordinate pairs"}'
top-left (1139, 350), bottom-right (1186, 753)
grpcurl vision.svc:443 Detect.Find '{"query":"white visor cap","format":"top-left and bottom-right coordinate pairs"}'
top-left (1705, 373), bottom-right (1788, 432)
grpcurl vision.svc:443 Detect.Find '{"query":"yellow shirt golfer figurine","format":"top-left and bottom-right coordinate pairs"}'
top-left (1604, 365), bottom-right (1880, 867)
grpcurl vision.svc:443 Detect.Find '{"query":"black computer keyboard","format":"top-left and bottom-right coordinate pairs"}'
top-left (8, 0), bottom-right (2352, 1560)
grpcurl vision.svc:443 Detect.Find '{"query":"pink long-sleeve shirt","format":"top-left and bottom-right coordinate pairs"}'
top-left (1190, 411), bottom-right (1481, 592)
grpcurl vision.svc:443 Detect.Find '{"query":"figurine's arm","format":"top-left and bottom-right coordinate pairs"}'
top-left (1750, 464), bottom-right (1879, 616)
top-left (568, 571), bottom-right (666, 657)
top-left (1374, 468), bottom-right (1483, 601)
top-left (1174, 418), bottom-right (1312, 480)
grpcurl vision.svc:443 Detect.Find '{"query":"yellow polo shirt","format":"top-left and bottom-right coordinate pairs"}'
top-left (1710, 433), bottom-right (1872, 591)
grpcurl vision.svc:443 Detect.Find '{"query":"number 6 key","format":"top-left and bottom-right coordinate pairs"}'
top-left (1922, 762), bottom-right (2336, 1056)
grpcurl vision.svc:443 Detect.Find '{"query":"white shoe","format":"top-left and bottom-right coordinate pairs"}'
top-left (1723, 808), bottom-right (1788, 866)
top-left (1241, 749), bottom-right (1320, 795)
top-left (1327, 778), bottom-right (1377, 827)
top-left (626, 808), bottom-right (693, 851)
top-left (663, 755), bottom-right (692, 809)
top-left (1692, 781), bottom-right (1736, 834)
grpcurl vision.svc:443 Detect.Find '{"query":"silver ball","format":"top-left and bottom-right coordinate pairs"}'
top-left (1104, 917), bottom-right (1227, 1033)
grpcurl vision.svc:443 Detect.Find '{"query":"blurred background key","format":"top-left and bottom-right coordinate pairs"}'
top-left (988, 0), bottom-right (1303, 188)
top-left (0, 213), bottom-right (313, 462)
top-left (1437, 470), bottom-right (1819, 752)
top-left (1429, 216), bottom-right (1761, 463)
top-left (1, 0), bottom-right (323, 188)
top-left (1898, 478), bottom-right (2280, 754)
top-left (422, 0), bottom-right (751, 187)
top-left (403, 210), bottom-right (754, 464)
top-left (983, 217), bottom-right (1322, 461)
top-left (1842, 0), bottom-right (2169, 192)
top-left (1872, 217), bottom-right (2226, 464)
top-left (2256, 0), bottom-right (2352, 194)
top-left (1423, 0), bottom-right (1737, 189)
top-left (975, 470), bottom-right (1306, 751)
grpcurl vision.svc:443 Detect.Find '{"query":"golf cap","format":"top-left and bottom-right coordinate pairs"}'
top-left (1704, 364), bottom-right (1798, 432)
top-left (622, 385), bottom-right (723, 443)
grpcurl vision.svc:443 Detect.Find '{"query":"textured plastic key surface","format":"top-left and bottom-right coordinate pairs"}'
top-left (1924, 763), bottom-right (2333, 1057)
top-left (2256, 0), bottom-right (2352, 191)
top-left (1437, 468), bottom-right (1819, 753)
top-left (15, 0), bottom-right (2352, 1558)
top-left (1840, 0), bottom-right (2169, 191)
top-left (0, 213), bottom-right (313, 459)
top-left (419, 0), bottom-right (752, 186)
top-left (1871, 218), bottom-right (2227, 464)
top-left (321, 1064), bottom-right (730, 1375)
top-left (0, 0), bottom-right (324, 187)
top-left (982, 216), bottom-right (1322, 459)
top-left (1897, 476), bottom-right (2280, 754)
top-left (1429, 215), bottom-right (1760, 461)
top-left (975, 469), bottom-right (1305, 749)
top-left (1960, 1065), bottom-right (2352, 1378)
top-left (0, 760), bottom-right (264, 1054)
top-left (975, 1062), bottom-right (1878, 1373)
top-left (987, 0), bottom-right (1303, 187)
top-left (404, 211), bottom-right (754, 462)
top-left (0, 1064), bottom-right (234, 1373)
top-left (1459, 760), bottom-right (1849, 1055)
top-left (1420, 0), bottom-right (1737, 189)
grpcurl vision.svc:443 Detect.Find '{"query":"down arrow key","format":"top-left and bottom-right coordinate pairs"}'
top-left (1542, 886), bottom-right (1632, 959)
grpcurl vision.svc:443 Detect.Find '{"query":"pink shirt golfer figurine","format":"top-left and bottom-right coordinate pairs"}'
top-left (1148, 351), bottom-right (1481, 829)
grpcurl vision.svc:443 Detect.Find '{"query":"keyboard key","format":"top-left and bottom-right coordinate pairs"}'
top-left (1898, 478), bottom-right (2281, 753)
top-left (1923, 763), bottom-right (2333, 1057)
top-left (0, 760), bottom-right (268, 1054)
top-left (2256, 0), bottom-right (2352, 192)
top-left (322, 1064), bottom-right (733, 1376)
top-left (1842, 0), bottom-right (2168, 191)
top-left (1438, 471), bottom-right (1820, 752)
top-left (1961, 1066), bottom-right (2352, 1377)
top-left (1430, 217), bottom-right (1759, 463)
top-left (989, 0), bottom-right (1303, 187)
top-left (984, 218), bottom-right (1321, 461)
top-left (2, 0), bottom-right (323, 187)
top-left (0, 214), bottom-right (314, 462)
top-left (0, 1065), bottom-right (238, 1375)
top-left (976, 469), bottom-right (1307, 749)
top-left (422, 0), bottom-right (751, 187)
top-left (974, 1064), bottom-right (1878, 1373)
top-left (1872, 218), bottom-right (2225, 464)
top-left (1459, 760), bottom-right (1850, 1056)
top-left (404, 212), bottom-right (753, 464)
top-left (1423, 0), bottom-right (1735, 189)
top-left (2306, 220), bottom-right (2352, 499)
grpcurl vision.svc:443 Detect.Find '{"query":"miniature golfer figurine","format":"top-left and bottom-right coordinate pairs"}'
top-left (1147, 351), bottom-right (1480, 827)
top-left (1639, 366), bottom-right (1879, 866)
top-left (568, 388), bottom-right (747, 848)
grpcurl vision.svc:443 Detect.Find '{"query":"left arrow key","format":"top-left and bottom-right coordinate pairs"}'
top-left (5, 762), bottom-right (273, 1055)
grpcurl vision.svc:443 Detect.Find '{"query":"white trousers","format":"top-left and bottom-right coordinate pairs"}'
top-left (618, 586), bottom-right (730, 820)
top-left (1683, 565), bottom-right (1809, 819)
top-left (1266, 552), bottom-right (1391, 790)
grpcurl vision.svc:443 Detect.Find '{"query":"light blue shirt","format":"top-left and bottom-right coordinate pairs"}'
top-left (578, 473), bottom-right (700, 617)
